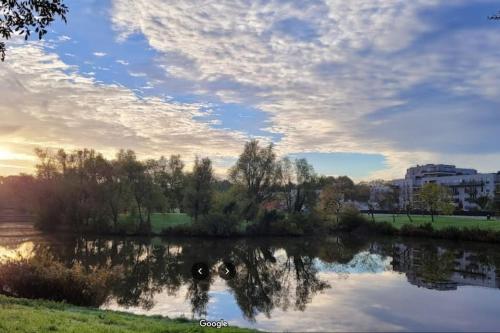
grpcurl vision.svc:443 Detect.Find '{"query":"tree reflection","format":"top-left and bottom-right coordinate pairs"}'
top-left (28, 236), bottom-right (335, 319)
top-left (9, 234), bottom-right (500, 320)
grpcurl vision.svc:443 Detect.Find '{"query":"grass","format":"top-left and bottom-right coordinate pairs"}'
top-left (149, 213), bottom-right (192, 233)
top-left (369, 214), bottom-right (500, 231)
top-left (0, 295), bottom-right (256, 333)
top-left (119, 213), bottom-right (252, 235)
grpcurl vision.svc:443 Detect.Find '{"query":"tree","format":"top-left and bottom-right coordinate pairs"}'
top-left (293, 158), bottom-right (316, 213)
top-left (276, 157), bottom-right (316, 213)
top-left (388, 185), bottom-right (401, 223)
top-left (183, 157), bottom-right (214, 221)
top-left (351, 183), bottom-right (371, 203)
top-left (419, 183), bottom-right (453, 222)
top-left (229, 140), bottom-right (278, 218)
top-left (318, 184), bottom-right (344, 223)
top-left (156, 155), bottom-right (185, 212)
top-left (102, 157), bottom-right (132, 229)
top-left (473, 195), bottom-right (492, 212)
top-left (369, 185), bottom-right (400, 223)
top-left (0, 0), bottom-right (68, 61)
top-left (276, 157), bottom-right (294, 212)
top-left (118, 150), bottom-right (157, 233)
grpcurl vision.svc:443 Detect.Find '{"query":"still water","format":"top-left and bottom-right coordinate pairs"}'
top-left (1, 233), bottom-right (500, 332)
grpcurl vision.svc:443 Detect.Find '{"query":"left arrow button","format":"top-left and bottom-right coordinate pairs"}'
top-left (191, 262), bottom-right (210, 280)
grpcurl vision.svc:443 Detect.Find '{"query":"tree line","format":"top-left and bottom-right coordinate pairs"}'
top-left (0, 140), bottom-right (374, 234)
top-left (2, 140), bottom-right (497, 235)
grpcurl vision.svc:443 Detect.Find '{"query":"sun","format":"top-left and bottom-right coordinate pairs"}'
top-left (0, 149), bottom-right (33, 161)
top-left (0, 150), bottom-right (18, 160)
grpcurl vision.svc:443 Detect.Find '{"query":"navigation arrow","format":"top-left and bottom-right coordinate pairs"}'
top-left (191, 263), bottom-right (209, 280)
top-left (218, 262), bottom-right (236, 280)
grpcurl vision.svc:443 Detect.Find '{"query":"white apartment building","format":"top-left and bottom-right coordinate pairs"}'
top-left (392, 164), bottom-right (500, 211)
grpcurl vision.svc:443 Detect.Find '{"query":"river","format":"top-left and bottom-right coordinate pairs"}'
top-left (1, 230), bottom-right (500, 332)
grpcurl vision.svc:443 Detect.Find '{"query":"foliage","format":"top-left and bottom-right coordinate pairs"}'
top-left (0, 252), bottom-right (119, 306)
top-left (193, 212), bottom-right (240, 237)
top-left (276, 157), bottom-right (317, 213)
top-left (32, 148), bottom-right (183, 234)
top-left (419, 183), bottom-right (454, 222)
top-left (0, 0), bottom-right (68, 61)
top-left (183, 157), bottom-right (214, 221)
top-left (247, 210), bottom-right (327, 236)
top-left (337, 204), bottom-right (367, 231)
top-left (154, 155), bottom-right (186, 212)
top-left (0, 174), bottom-right (36, 211)
top-left (229, 139), bottom-right (278, 219)
top-left (318, 183), bottom-right (344, 222)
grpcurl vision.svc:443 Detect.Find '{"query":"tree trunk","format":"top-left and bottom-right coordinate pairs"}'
top-left (406, 208), bottom-right (413, 223)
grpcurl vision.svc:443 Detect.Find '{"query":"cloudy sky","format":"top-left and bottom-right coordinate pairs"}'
top-left (1, 0), bottom-right (500, 180)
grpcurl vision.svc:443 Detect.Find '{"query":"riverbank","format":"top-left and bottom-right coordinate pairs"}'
top-left (0, 295), bottom-right (255, 333)
top-left (358, 218), bottom-right (500, 243)
top-left (369, 214), bottom-right (500, 230)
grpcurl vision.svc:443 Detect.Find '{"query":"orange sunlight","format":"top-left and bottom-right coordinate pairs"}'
top-left (0, 242), bottom-right (35, 262)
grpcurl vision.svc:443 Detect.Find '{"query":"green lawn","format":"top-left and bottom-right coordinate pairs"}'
top-left (370, 214), bottom-right (500, 231)
top-left (119, 213), bottom-right (192, 233)
top-left (0, 295), bottom-right (255, 333)
top-left (149, 213), bottom-right (192, 233)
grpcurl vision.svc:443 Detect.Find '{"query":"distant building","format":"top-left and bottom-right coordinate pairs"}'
top-left (392, 164), bottom-right (500, 211)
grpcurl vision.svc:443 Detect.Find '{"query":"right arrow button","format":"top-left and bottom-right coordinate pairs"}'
top-left (218, 262), bottom-right (236, 280)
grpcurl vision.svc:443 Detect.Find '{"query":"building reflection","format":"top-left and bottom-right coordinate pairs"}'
top-left (391, 243), bottom-right (500, 290)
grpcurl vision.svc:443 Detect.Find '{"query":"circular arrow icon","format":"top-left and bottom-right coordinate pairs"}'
top-left (191, 262), bottom-right (210, 280)
top-left (218, 262), bottom-right (236, 280)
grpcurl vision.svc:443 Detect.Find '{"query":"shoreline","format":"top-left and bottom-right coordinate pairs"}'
top-left (0, 295), bottom-right (256, 333)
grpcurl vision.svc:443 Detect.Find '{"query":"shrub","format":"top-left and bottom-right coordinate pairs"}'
top-left (364, 220), bottom-right (398, 235)
top-left (0, 252), bottom-right (119, 307)
top-left (338, 205), bottom-right (367, 231)
top-left (400, 223), bottom-right (434, 238)
top-left (194, 212), bottom-right (240, 237)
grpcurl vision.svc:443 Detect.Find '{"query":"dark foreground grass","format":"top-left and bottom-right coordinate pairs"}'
top-left (0, 295), bottom-right (256, 333)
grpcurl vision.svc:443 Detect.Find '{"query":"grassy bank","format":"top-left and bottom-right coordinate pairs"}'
top-left (356, 215), bottom-right (500, 243)
top-left (119, 213), bottom-right (192, 234)
top-left (0, 295), bottom-right (255, 333)
top-left (369, 214), bottom-right (500, 231)
top-left (119, 212), bottom-right (256, 237)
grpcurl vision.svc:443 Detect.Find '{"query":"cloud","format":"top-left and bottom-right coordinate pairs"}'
top-left (93, 51), bottom-right (107, 57)
top-left (109, 0), bottom-right (500, 179)
top-left (0, 44), bottom-right (248, 175)
top-left (116, 59), bottom-right (129, 65)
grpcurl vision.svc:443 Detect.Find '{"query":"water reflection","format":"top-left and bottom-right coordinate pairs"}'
top-left (2, 235), bottom-right (500, 331)
top-left (392, 243), bottom-right (500, 290)
top-left (43, 237), bottom-right (334, 321)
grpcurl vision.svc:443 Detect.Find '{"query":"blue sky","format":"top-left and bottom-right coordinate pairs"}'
top-left (1, 0), bottom-right (500, 179)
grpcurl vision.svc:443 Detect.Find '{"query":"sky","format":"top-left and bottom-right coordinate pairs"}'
top-left (1, 0), bottom-right (500, 180)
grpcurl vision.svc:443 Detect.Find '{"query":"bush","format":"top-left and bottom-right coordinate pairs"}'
top-left (338, 205), bottom-right (367, 231)
top-left (363, 220), bottom-right (398, 235)
top-left (193, 212), bottom-right (240, 237)
top-left (0, 252), bottom-right (119, 307)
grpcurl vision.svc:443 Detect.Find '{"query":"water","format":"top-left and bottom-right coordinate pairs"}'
top-left (1, 233), bottom-right (500, 332)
